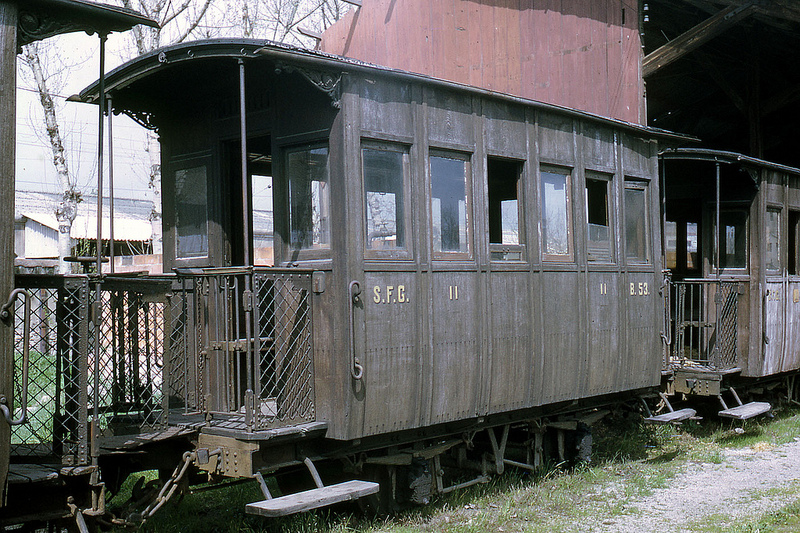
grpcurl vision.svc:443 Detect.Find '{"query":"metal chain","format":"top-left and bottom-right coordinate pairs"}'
top-left (118, 448), bottom-right (220, 525)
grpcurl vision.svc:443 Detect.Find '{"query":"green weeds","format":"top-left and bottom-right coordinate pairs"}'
top-left (114, 404), bottom-right (800, 533)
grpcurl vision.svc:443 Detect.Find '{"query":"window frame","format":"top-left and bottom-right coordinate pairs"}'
top-left (713, 205), bottom-right (749, 273)
top-left (765, 206), bottom-right (781, 273)
top-left (623, 179), bottom-right (651, 265)
top-left (361, 141), bottom-right (413, 261)
top-left (429, 149), bottom-right (474, 261)
top-left (284, 142), bottom-right (332, 261)
top-left (172, 157), bottom-right (211, 262)
top-left (487, 156), bottom-right (526, 263)
top-left (584, 170), bottom-right (615, 264)
top-left (789, 210), bottom-right (800, 276)
top-left (540, 165), bottom-right (575, 263)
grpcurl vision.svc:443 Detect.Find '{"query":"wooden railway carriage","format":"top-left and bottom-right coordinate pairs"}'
top-left (67, 38), bottom-right (689, 515)
top-left (662, 149), bottom-right (800, 417)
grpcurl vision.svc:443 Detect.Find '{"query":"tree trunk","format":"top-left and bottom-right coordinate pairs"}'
top-left (21, 42), bottom-right (78, 274)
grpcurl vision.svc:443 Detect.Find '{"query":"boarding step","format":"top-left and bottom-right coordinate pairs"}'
top-left (645, 408), bottom-right (696, 424)
top-left (718, 401), bottom-right (771, 420)
top-left (246, 480), bottom-right (380, 517)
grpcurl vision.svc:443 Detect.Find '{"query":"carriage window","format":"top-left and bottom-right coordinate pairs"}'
top-left (686, 222), bottom-right (699, 270)
top-left (790, 211), bottom-right (800, 275)
top-left (287, 146), bottom-right (330, 251)
top-left (488, 157), bottom-right (524, 261)
top-left (624, 181), bottom-right (649, 264)
top-left (430, 152), bottom-right (472, 258)
top-left (175, 165), bottom-right (208, 258)
top-left (665, 220), bottom-right (677, 269)
top-left (363, 145), bottom-right (408, 255)
top-left (717, 209), bottom-right (748, 269)
top-left (586, 173), bottom-right (612, 262)
top-left (766, 208), bottom-right (781, 272)
top-left (540, 167), bottom-right (573, 261)
top-left (252, 174), bottom-right (274, 266)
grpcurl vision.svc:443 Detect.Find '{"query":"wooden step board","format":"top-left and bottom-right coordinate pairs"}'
top-left (645, 408), bottom-right (696, 425)
top-left (246, 480), bottom-right (380, 517)
top-left (719, 401), bottom-right (771, 420)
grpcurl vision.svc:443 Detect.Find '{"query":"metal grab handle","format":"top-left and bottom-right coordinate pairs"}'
top-left (348, 280), bottom-right (364, 380)
top-left (763, 290), bottom-right (770, 345)
top-left (0, 289), bottom-right (32, 426)
top-left (660, 271), bottom-right (672, 346)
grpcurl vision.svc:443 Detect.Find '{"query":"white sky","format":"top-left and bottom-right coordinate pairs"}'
top-left (16, 32), bottom-right (157, 200)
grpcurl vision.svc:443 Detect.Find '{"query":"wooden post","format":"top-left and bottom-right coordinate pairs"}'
top-left (0, 0), bottom-right (18, 505)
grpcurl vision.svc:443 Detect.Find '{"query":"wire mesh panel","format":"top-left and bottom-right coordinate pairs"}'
top-left (669, 280), bottom-right (739, 370)
top-left (12, 276), bottom-right (90, 466)
top-left (254, 270), bottom-right (315, 430)
top-left (91, 278), bottom-right (171, 436)
top-left (176, 268), bottom-right (315, 432)
top-left (166, 277), bottom-right (195, 413)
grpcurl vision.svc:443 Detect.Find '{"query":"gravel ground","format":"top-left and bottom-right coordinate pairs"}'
top-left (593, 437), bottom-right (800, 532)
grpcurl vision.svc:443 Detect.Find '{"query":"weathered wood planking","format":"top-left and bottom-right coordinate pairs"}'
top-left (320, 0), bottom-right (645, 124)
top-left (104, 41), bottom-right (669, 443)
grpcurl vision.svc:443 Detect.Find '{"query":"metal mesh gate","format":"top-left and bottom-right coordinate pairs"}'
top-left (170, 267), bottom-right (316, 432)
top-left (669, 279), bottom-right (739, 370)
top-left (12, 276), bottom-right (89, 464)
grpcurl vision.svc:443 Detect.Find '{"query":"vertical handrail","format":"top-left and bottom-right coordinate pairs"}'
top-left (348, 280), bottom-right (364, 381)
top-left (0, 289), bottom-right (31, 425)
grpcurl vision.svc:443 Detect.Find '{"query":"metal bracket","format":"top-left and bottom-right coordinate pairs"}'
top-left (275, 61), bottom-right (343, 108)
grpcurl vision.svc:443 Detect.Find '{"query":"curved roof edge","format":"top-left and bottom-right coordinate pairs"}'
top-left (660, 148), bottom-right (800, 176)
top-left (79, 38), bottom-right (697, 145)
top-left (19, 0), bottom-right (158, 46)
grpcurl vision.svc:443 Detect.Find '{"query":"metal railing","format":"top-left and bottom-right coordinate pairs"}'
top-left (668, 279), bottom-right (739, 370)
top-left (10, 267), bottom-right (316, 465)
top-left (11, 274), bottom-right (171, 465)
top-left (170, 267), bottom-right (316, 432)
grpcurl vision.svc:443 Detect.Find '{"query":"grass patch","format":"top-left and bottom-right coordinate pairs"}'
top-left (112, 404), bottom-right (800, 533)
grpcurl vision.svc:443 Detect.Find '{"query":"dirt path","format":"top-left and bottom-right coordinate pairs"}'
top-left (594, 438), bottom-right (800, 532)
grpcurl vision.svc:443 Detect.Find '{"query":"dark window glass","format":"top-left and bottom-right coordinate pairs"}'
top-left (624, 183), bottom-right (649, 263)
top-left (718, 209), bottom-right (747, 269)
top-left (586, 174), bottom-right (612, 262)
top-left (288, 146), bottom-right (330, 251)
top-left (363, 147), bottom-right (406, 252)
top-left (175, 166), bottom-right (208, 258)
top-left (541, 168), bottom-right (572, 260)
top-left (430, 153), bottom-right (471, 257)
top-left (790, 211), bottom-right (800, 275)
top-left (488, 158), bottom-right (524, 261)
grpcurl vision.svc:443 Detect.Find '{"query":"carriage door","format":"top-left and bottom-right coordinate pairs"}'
top-left (665, 205), bottom-right (701, 281)
top-left (665, 205), bottom-right (702, 363)
top-left (224, 135), bottom-right (274, 267)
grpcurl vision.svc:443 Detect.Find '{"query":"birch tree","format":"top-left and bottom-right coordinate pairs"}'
top-left (19, 41), bottom-right (81, 274)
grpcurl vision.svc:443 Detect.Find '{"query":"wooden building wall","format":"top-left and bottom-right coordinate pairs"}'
top-left (319, 0), bottom-right (646, 125)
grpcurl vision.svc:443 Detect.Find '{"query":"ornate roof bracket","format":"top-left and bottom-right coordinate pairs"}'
top-left (275, 61), bottom-right (343, 109)
top-left (18, 9), bottom-right (102, 48)
top-left (123, 109), bottom-right (159, 132)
